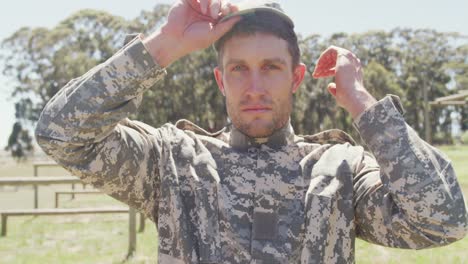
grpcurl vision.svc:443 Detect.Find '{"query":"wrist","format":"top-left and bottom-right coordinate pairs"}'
top-left (142, 28), bottom-right (184, 67)
top-left (345, 90), bottom-right (378, 119)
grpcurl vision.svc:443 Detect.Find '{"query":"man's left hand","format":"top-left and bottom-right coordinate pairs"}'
top-left (312, 46), bottom-right (377, 119)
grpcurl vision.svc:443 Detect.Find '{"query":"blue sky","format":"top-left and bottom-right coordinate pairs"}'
top-left (1, 0), bottom-right (467, 146)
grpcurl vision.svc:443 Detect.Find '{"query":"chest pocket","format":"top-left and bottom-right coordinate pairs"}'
top-left (194, 184), bottom-right (221, 263)
top-left (250, 189), bottom-right (306, 263)
top-left (301, 174), bottom-right (352, 263)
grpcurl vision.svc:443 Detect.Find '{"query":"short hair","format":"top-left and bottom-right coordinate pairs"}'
top-left (214, 9), bottom-right (300, 70)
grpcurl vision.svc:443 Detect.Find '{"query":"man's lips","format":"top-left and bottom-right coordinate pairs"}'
top-left (241, 106), bottom-right (272, 113)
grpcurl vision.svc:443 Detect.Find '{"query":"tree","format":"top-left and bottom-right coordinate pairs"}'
top-left (137, 47), bottom-right (228, 131)
top-left (444, 42), bottom-right (468, 131)
top-left (391, 29), bottom-right (461, 141)
top-left (1, 5), bottom-right (467, 152)
top-left (1, 5), bottom-right (169, 156)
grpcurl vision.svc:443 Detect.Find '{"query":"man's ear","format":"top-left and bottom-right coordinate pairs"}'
top-left (213, 67), bottom-right (225, 96)
top-left (292, 63), bottom-right (306, 94)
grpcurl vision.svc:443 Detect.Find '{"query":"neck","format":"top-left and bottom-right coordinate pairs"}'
top-left (229, 120), bottom-right (295, 150)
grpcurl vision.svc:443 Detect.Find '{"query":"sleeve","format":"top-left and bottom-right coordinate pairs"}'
top-left (352, 95), bottom-right (468, 249)
top-left (34, 35), bottom-right (167, 220)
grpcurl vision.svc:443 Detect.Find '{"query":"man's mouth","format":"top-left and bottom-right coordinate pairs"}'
top-left (241, 106), bottom-right (272, 113)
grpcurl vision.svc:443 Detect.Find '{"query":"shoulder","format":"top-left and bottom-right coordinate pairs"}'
top-left (175, 119), bottom-right (229, 143)
top-left (175, 119), bottom-right (225, 137)
top-left (299, 129), bottom-right (357, 146)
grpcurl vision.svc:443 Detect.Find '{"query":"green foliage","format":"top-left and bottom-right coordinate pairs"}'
top-left (1, 5), bottom-right (467, 146)
top-left (138, 48), bottom-right (228, 131)
top-left (433, 131), bottom-right (454, 145)
top-left (1, 5), bottom-right (170, 154)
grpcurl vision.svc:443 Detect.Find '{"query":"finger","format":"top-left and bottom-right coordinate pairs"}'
top-left (200, 0), bottom-right (211, 15)
top-left (185, 0), bottom-right (203, 15)
top-left (210, 0), bottom-right (221, 20)
top-left (211, 15), bottom-right (242, 41)
top-left (185, 0), bottom-right (217, 23)
top-left (327, 82), bottom-right (337, 97)
top-left (312, 46), bottom-right (338, 78)
top-left (220, 1), bottom-right (230, 16)
top-left (227, 2), bottom-right (240, 13)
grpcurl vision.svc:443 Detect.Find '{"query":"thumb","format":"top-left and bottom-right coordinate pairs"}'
top-left (210, 16), bottom-right (241, 41)
top-left (327, 82), bottom-right (337, 97)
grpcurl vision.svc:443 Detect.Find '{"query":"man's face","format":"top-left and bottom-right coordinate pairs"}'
top-left (214, 33), bottom-right (305, 138)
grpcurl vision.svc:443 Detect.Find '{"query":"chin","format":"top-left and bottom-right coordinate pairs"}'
top-left (239, 119), bottom-right (276, 138)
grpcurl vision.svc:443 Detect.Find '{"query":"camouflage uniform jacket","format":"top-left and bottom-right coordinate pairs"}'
top-left (35, 37), bottom-right (468, 263)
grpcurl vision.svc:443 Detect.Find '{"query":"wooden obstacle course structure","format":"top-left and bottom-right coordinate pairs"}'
top-left (54, 189), bottom-right (102, 208)
top-left (0, 174), bottom-right (144, 257)
top-left (0, 207), bottom-right (129, 236)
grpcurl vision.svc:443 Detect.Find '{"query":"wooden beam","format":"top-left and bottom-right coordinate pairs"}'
top-left (0, 207), bottom-right (129, 216)
top-left (0, 207), bottom-right (129, 236)
top-left (55, 190), bottom-right (102, 208)
top-left (433, 92), bottom-right (468, 102)
top-left (55, 190), bottom-right (101, 194)
top-left (33, 162), bottom-right (59, 167)
top-left (0, 177), bottom-right (82, 186)
top-left (429, 101), bottom-right (467, 106)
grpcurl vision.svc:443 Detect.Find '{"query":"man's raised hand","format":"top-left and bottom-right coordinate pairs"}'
top-left (313, 46), bottom-right (377, 119)
top-left (144, 0), bottom-right (240, 67)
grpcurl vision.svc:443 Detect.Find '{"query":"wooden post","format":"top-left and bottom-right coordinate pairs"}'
top-left (33, 164), bottom-right (38, 209)
top-left (423, 84), bottom-right (431, 143)
top-left (127, 208), bottom-right (137, 259)
top-left (138, 213), bottom-right (145, 233)
top-left (71, 183), bottom-right (75, 200)
top-left (1, 214), bottom-right (7, 236)
top-left (55, 193), bottom-right (59, 208)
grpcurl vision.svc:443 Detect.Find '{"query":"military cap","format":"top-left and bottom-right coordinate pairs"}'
top-left (218, 0), bottom-right (294, 27)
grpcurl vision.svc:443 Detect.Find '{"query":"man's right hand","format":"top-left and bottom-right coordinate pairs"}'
top-left (143, 0), bottom-right (240, 67)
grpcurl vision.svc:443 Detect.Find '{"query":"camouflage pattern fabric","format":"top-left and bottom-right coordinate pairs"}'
top-left (35, 36), bottom-right (468, 263)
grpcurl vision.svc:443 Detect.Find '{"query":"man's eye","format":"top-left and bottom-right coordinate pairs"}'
top-left (232, 65), bottom-right (246, 71)
top-left (263, 64), bottom-right (279, 70)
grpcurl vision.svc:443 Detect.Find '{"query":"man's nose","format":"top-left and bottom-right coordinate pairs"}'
top-left (245, 71), bottom-right (266, 96)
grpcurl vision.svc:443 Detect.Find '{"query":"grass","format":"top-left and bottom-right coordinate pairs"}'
top-left (0, 189), bottom-right (159, 264)
top-left (439, 145), bottom-right (468, 186)
top-left (0, 213), bottom-right (158, 263)
top-left (1, 145), bottom-right (467, 263)
top-left (0, 160), bottom-right (159, 263)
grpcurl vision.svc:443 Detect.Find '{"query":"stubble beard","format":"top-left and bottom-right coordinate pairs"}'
top-left (227, 94), bottom-right (293, 138)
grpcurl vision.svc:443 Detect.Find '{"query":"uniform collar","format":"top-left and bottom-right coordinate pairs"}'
top-left (229, 121), bottom-right (295, 150)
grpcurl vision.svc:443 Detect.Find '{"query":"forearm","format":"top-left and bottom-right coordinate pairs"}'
top-left (34, 36), bottom-right (167, 217)
top-left (35, 36), bottom-right (166, 145)
top-left (354, 95), bottom-right (467, 247)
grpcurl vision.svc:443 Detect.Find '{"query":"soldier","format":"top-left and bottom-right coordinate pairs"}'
top-left (35, 0), bottom-right (467, 263)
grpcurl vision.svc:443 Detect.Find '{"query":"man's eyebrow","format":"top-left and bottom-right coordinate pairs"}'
top-left (224, 57), bottom-right (288, 67)
top-left (263, 57), bottom-right (288, 65)
top-left (225, 59), bottom-right (246, 67)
